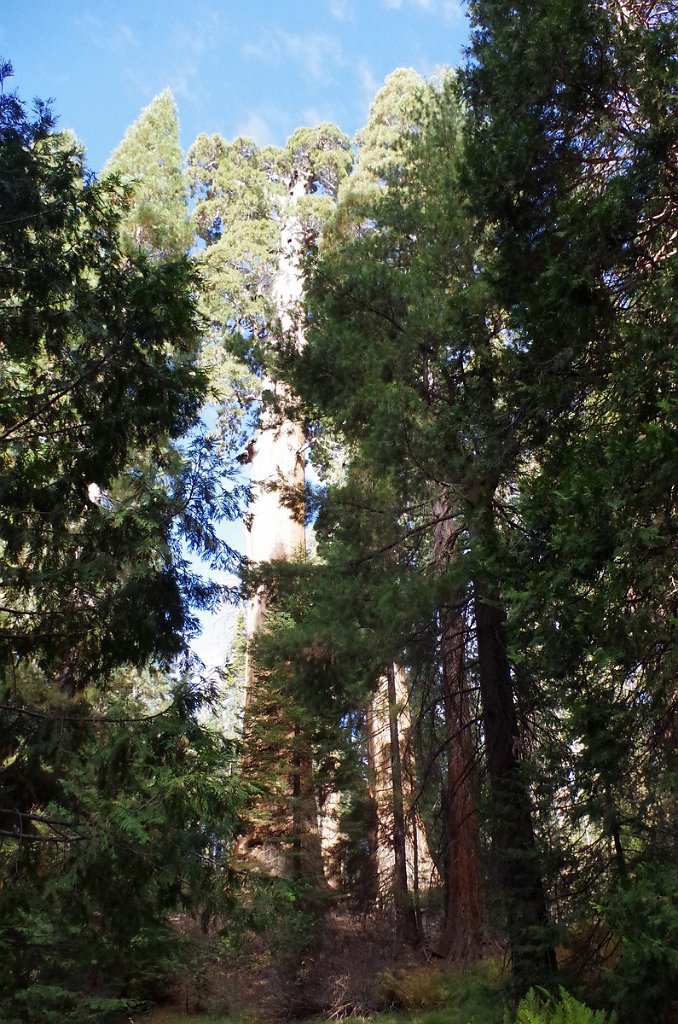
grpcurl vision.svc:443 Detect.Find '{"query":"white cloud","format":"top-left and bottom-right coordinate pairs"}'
top-left (327, 0), bottom-right (354, 20)
top-left (357, 59), bottom-right (380, 111)
top-left (116, 22), bottom-right (139, 47)
top-left (243, 29), bottom-right (343, 84)
top-left (163, 8), bottom-right (224, 102)
top-left (441, 0), bottom-right (463, 20)
top-left (301, 105), bottom-right (337, 127)
top-left (78, 10), bottom-right (140, 55)
top-left (235, 110), bottom-right (277, 147)
top-left (381, 0), bottom-right (463, 18)
top-left (120, 8), bottom-right (226, 107)
top-left (79, 5), bottom-right (226, 110)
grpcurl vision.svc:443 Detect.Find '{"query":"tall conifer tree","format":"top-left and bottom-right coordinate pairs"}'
top-left (0, 64), bottom-right (239, 1020)
top-left (462, 0), bottom-right (678, 1007)
top-left (104, 89), bottom-right (192, 257)
top-left (187, 124), bottom-right (352, 886)
top-left (290, 71), bottom-right (551, 974)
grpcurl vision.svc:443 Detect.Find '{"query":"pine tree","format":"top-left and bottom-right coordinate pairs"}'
top-left (282, 71), bottom-right (490, 955)
top-left (104, 89), bottom-right (192, 257)
top-left (288, 69), bottom-right (558, 973)
top-left (0, 62), bottom-right (240, 1019)
top-left (462, 0), bottom-right (678, 1007)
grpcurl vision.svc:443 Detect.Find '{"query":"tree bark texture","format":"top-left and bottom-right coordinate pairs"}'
top-left (240, 176), bottom-right (324, 885)
top-left (472, 511), bottom-right (556, 986)
top-left (433, 495), bottom-right (486, 960)
top-left (367, 664), bottom-right (435, 942)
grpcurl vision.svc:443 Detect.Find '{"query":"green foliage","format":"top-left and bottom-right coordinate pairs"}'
top-left (2, 2), bottom-right (670, 1010)
top-left (186, 132), bottom-right (281, 335)
top-left (185, 130), bottom-right (280, 456)
top-left (103, 88), bottom-right (193, 257)
top-left (0, 679), bottom-right (244, 1022)
top-left (457, 0), bottom-right (678, 1000)
top-left (510, 987), bottom-right (612, 1024)
top-left (333, 68), bottom-right (426, 229)
top-left (0, 62), bottom-right (239, 692)
top-left (602, 860), bottom-right (678, 1021)
top-left (291, 65), bottom-right (556, 978)
top-left (378, 966), bottom-right (448, 1011)
top-left (186, 120), bottom-right (350, 463)
top-left (374, 961), bottom-right (506, 1023)
top-left (275, 4), bottom-right (677, 991)
top-left (138, 1016), bottom-right (234, 1024)
top-left (284, 122), bottom-right (353, 194)
top-left (0, 62), bottom-right (244, 1021)
top-left (438, 962), bottom-right (508, 1024)
top-left (4, 986), bottom-right (134, 1024)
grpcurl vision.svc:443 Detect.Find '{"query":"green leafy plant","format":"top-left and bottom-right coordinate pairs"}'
top-left (510, 987), bottom-right (612, 1024)
top-left (377, 960), bottom-right (506, 1022)
top-left (0, 62), bottom-right (243, 1023)
top-left (603, 860), bottom-right (678, 1021)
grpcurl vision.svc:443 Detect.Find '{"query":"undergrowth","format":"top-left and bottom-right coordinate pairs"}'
top-left (376, 959), bottom-right (507, 1021)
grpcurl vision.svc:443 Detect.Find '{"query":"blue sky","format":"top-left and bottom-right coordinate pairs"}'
top-left (2, 1), bottom-right (470, 665)
top-left (2, 0), bottom-right (470, 173)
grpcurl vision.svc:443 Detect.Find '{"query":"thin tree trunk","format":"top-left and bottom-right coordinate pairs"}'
top-left (291, 722), bottom-right (326, 886)
top-left (432, 496), bottom-right (486, 960)
top-left (472, 511), bottom-right (556, 986)
top-left (367, 667), bottom-right (434, 934)
top-left (439, 606), bottom-right (486, 958)
top-left (386, 663), bottom-right (420, 945)
top-left (365, 699), bottom-right (385, 901)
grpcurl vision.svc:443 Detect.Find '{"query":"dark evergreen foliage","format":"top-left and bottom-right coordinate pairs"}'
top-left (2, 0), bottom-right (677, 1010)
top-left (0, 62), bottom-right (243, 1021)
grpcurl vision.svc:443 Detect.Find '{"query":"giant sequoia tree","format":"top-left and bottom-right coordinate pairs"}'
top-left (3, 0), bottom-right (676, 1011)
top-left (187, 122), bottom-right (352, 886)
top-left (273, 0), bottom-right (677, 995)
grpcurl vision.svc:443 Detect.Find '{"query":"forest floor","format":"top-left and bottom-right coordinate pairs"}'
top-left (147, 1009), bottom-right (504, 1024)
top-left (144, 908), bottom-right (508, 1024)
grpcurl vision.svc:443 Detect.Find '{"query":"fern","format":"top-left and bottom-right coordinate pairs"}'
top-left (510, 987), bottom-right (613, 1024)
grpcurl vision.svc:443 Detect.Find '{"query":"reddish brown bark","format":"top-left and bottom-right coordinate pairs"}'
top-left (432, 496), bottom-right (486, 959)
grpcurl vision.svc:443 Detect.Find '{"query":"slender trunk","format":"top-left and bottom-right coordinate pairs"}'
top-left (472, 511), bottom-right (556, 987)
top-left (439, 606), bottom-right (486, 958)
top-left (291, 722), bottom-right (326, 885)
top-left (604, 784), bottom-right (627, 878)
top-left (386, 663), bottom-right (420, 945)
top-left (367, 667), bottom-right (431, 941)
top-left (432, 496), bottom-right (486, 959)
top-left (317, 786), bottom-right (343, 890)
top-left (365, 699), bottom-right (384, 901)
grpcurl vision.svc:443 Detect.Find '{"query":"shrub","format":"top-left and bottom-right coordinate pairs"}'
top-left (377, 959), bottom-right (506, 1023)
top-left (378, 965), bottom-right (447, 1010)
top-left (603, 861), bottom-right (678, 1021)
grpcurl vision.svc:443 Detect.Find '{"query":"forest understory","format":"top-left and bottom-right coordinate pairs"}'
top-left (2, 1), bottom-right (678, 1022)
top-left (138, 902), bottom-right (630, 1024)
